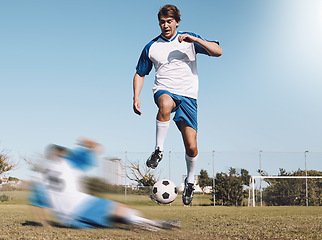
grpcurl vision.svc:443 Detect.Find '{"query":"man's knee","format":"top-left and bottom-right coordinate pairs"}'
top-left (158, 95), bottom-right (175, 112)
top-left (186, 145), bottom-right (198, 157)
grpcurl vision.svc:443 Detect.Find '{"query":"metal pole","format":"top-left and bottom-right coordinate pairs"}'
top-left (124, 151), bottom-right (127, 201)
top-left (252, 176), bottom-right (255, 207)
top-left (212, 150), bottom-right (215, 207)
top-left (259, 150), bottom-right (262, 207)
top-left (248, 177), bottom-right (251, 207)
top-left (305, 151), bottom-right (308, 206)
top-left (169, 151), bottom-right (171, 180)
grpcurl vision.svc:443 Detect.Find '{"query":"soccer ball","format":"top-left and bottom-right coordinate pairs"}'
top-left (152, 179), bottom-right (178, 204)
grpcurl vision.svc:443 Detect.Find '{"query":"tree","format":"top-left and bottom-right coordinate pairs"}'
top-left (215, 167), bottom-right (251, 206)
top-left (240, 168), bottom-right (250, 186)
top-left (125, 161), bottom-right (158, 187)
top-left (198, 169), bottom-right (212, 194)
top-left (8, 177), bottom-right (19, 181)
top-left (262, 168), bottom-right (322, 206)
top-left (0, 149), bottom-right (16, 175)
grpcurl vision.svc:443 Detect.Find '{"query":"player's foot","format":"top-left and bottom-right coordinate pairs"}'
top-left (146, 147), bottom-right (163, 169)
top-left (158, 220), bottom-right (181, 229)
top-left (182, 178), bottom-right (194, 205)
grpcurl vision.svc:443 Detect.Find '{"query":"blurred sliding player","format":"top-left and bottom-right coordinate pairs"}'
top-left (132, 4), bottom-right (222, 205)
top-left (29, 138), bottom-right (179, 230)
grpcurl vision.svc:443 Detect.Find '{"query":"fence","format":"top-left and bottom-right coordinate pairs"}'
top-left (83, 150), bottom-right (321, 206)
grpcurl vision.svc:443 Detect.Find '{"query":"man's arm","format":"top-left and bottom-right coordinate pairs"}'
top-left (178, 33), bottom-right (222, 57)
top-left (77, 137), bottom-right (103, 155)
top-left (133, 73), bottom-right (145, 115)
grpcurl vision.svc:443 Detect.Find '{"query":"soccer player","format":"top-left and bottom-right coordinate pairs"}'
top-left (29, 138), bottom-right (179, 230)
top-left (132, 4), bottom-right (222, 205)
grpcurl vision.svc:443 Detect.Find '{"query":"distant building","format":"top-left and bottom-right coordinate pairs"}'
top-left (0, 177), bottom-right (8, 184)
top-left (103, 157), bottom-right (122, 185)
top-left (0, 176), bottom-right (23, 188)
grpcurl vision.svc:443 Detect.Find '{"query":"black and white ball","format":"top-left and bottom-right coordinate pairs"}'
top-left (152, 179), bottom-right (178, 204)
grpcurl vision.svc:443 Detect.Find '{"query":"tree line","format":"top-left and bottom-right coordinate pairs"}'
top-left (1, 149), bottom-right (321, 206)
top-left (198, 167), bottom-right (251, 206)
top-left (199, 167), bottom-right (322, 206)
top-left (123, 160), bottom-right (322, 206)
top-left (261, 168), bottom-right (322, 206)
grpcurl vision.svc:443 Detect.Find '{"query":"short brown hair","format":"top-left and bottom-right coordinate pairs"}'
top-left (158, 4), bottom-right (181, 22)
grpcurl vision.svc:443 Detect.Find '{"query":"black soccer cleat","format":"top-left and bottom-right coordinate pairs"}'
top-left (146, 147), bottom-right (163, 169)
top-left (182, 178), bottom-right (195, 205)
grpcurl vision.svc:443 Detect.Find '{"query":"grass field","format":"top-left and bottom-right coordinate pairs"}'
top-left (0, 191), bottom-right (321, 239)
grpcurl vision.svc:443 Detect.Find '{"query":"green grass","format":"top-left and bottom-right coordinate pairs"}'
top-left (101, 193), bottom-right (213, 206)
top-left (0, 190), bottom-right (212, 206)
top-left (0, 191), bottom-right (28, 204)
top-left (0, 192), bottom-right (321, 239)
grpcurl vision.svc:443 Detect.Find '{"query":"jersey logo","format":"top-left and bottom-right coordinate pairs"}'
top-left (45, 170), bottom-right (65, 192)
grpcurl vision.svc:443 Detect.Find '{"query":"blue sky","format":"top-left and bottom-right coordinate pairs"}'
top-left (1, 0), bottom-right (321, 186)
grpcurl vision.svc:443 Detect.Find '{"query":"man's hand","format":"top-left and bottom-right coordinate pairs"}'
top-left (133, 98), bottom-right (142, 115)
top-left (133, 73), bottom-right (145, 115)
top-left (178, 33), bottom-right (222, 57)
top-left (178, 33), bottom-right (198, 43)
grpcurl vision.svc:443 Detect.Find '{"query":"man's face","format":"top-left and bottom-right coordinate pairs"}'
top-left (159, 16), bottom-right (179, 40)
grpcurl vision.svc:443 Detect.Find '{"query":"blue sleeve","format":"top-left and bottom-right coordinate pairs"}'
top-left (136, 41), bottom-right (154, 76)
top-left (181, 32), bottom-right (220, 55)
top-left (65, 147), bottom-right (97, 171)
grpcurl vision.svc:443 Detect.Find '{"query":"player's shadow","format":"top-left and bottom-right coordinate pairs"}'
top-left (21, 221), bottom-right (43, 227)
top-left (21, 221), bottom-right (131, 230)
top-left (21, 221), bottom-right (69, 228)
top-left (168, 50), bottom-right (189, 62)
top-left (167, 50), bottom-right (197, 75)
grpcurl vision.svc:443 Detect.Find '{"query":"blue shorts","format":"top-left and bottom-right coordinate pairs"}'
top-left (28, 182), bottom-right (51, 208)
top-left (154, 90), bottom-right (198, 131)
top-left (69, 196), bottom-right (116, 229)
top-left (29, 183), bottom-right (116, 229)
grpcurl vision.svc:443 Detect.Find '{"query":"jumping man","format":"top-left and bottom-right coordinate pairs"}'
top-left (133, 4), bottom-right (222, 205)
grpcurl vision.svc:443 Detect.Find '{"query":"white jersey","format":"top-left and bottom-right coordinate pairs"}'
top-left (43, 158), bottom-right (89, 224)
top-left (29, 147), bottom-right (116, 228)
top-left (136, 31), bottom-right (219, 99)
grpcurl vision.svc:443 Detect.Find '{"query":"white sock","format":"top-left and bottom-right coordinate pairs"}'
top-left (128, 214), bottom-right (152, 225)
top-left (126, 210), bottom-right (160, 228)
top-left (155, 120), bottom-right (170, 152)
top-left (185, 154), bottom-right (198, 184)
